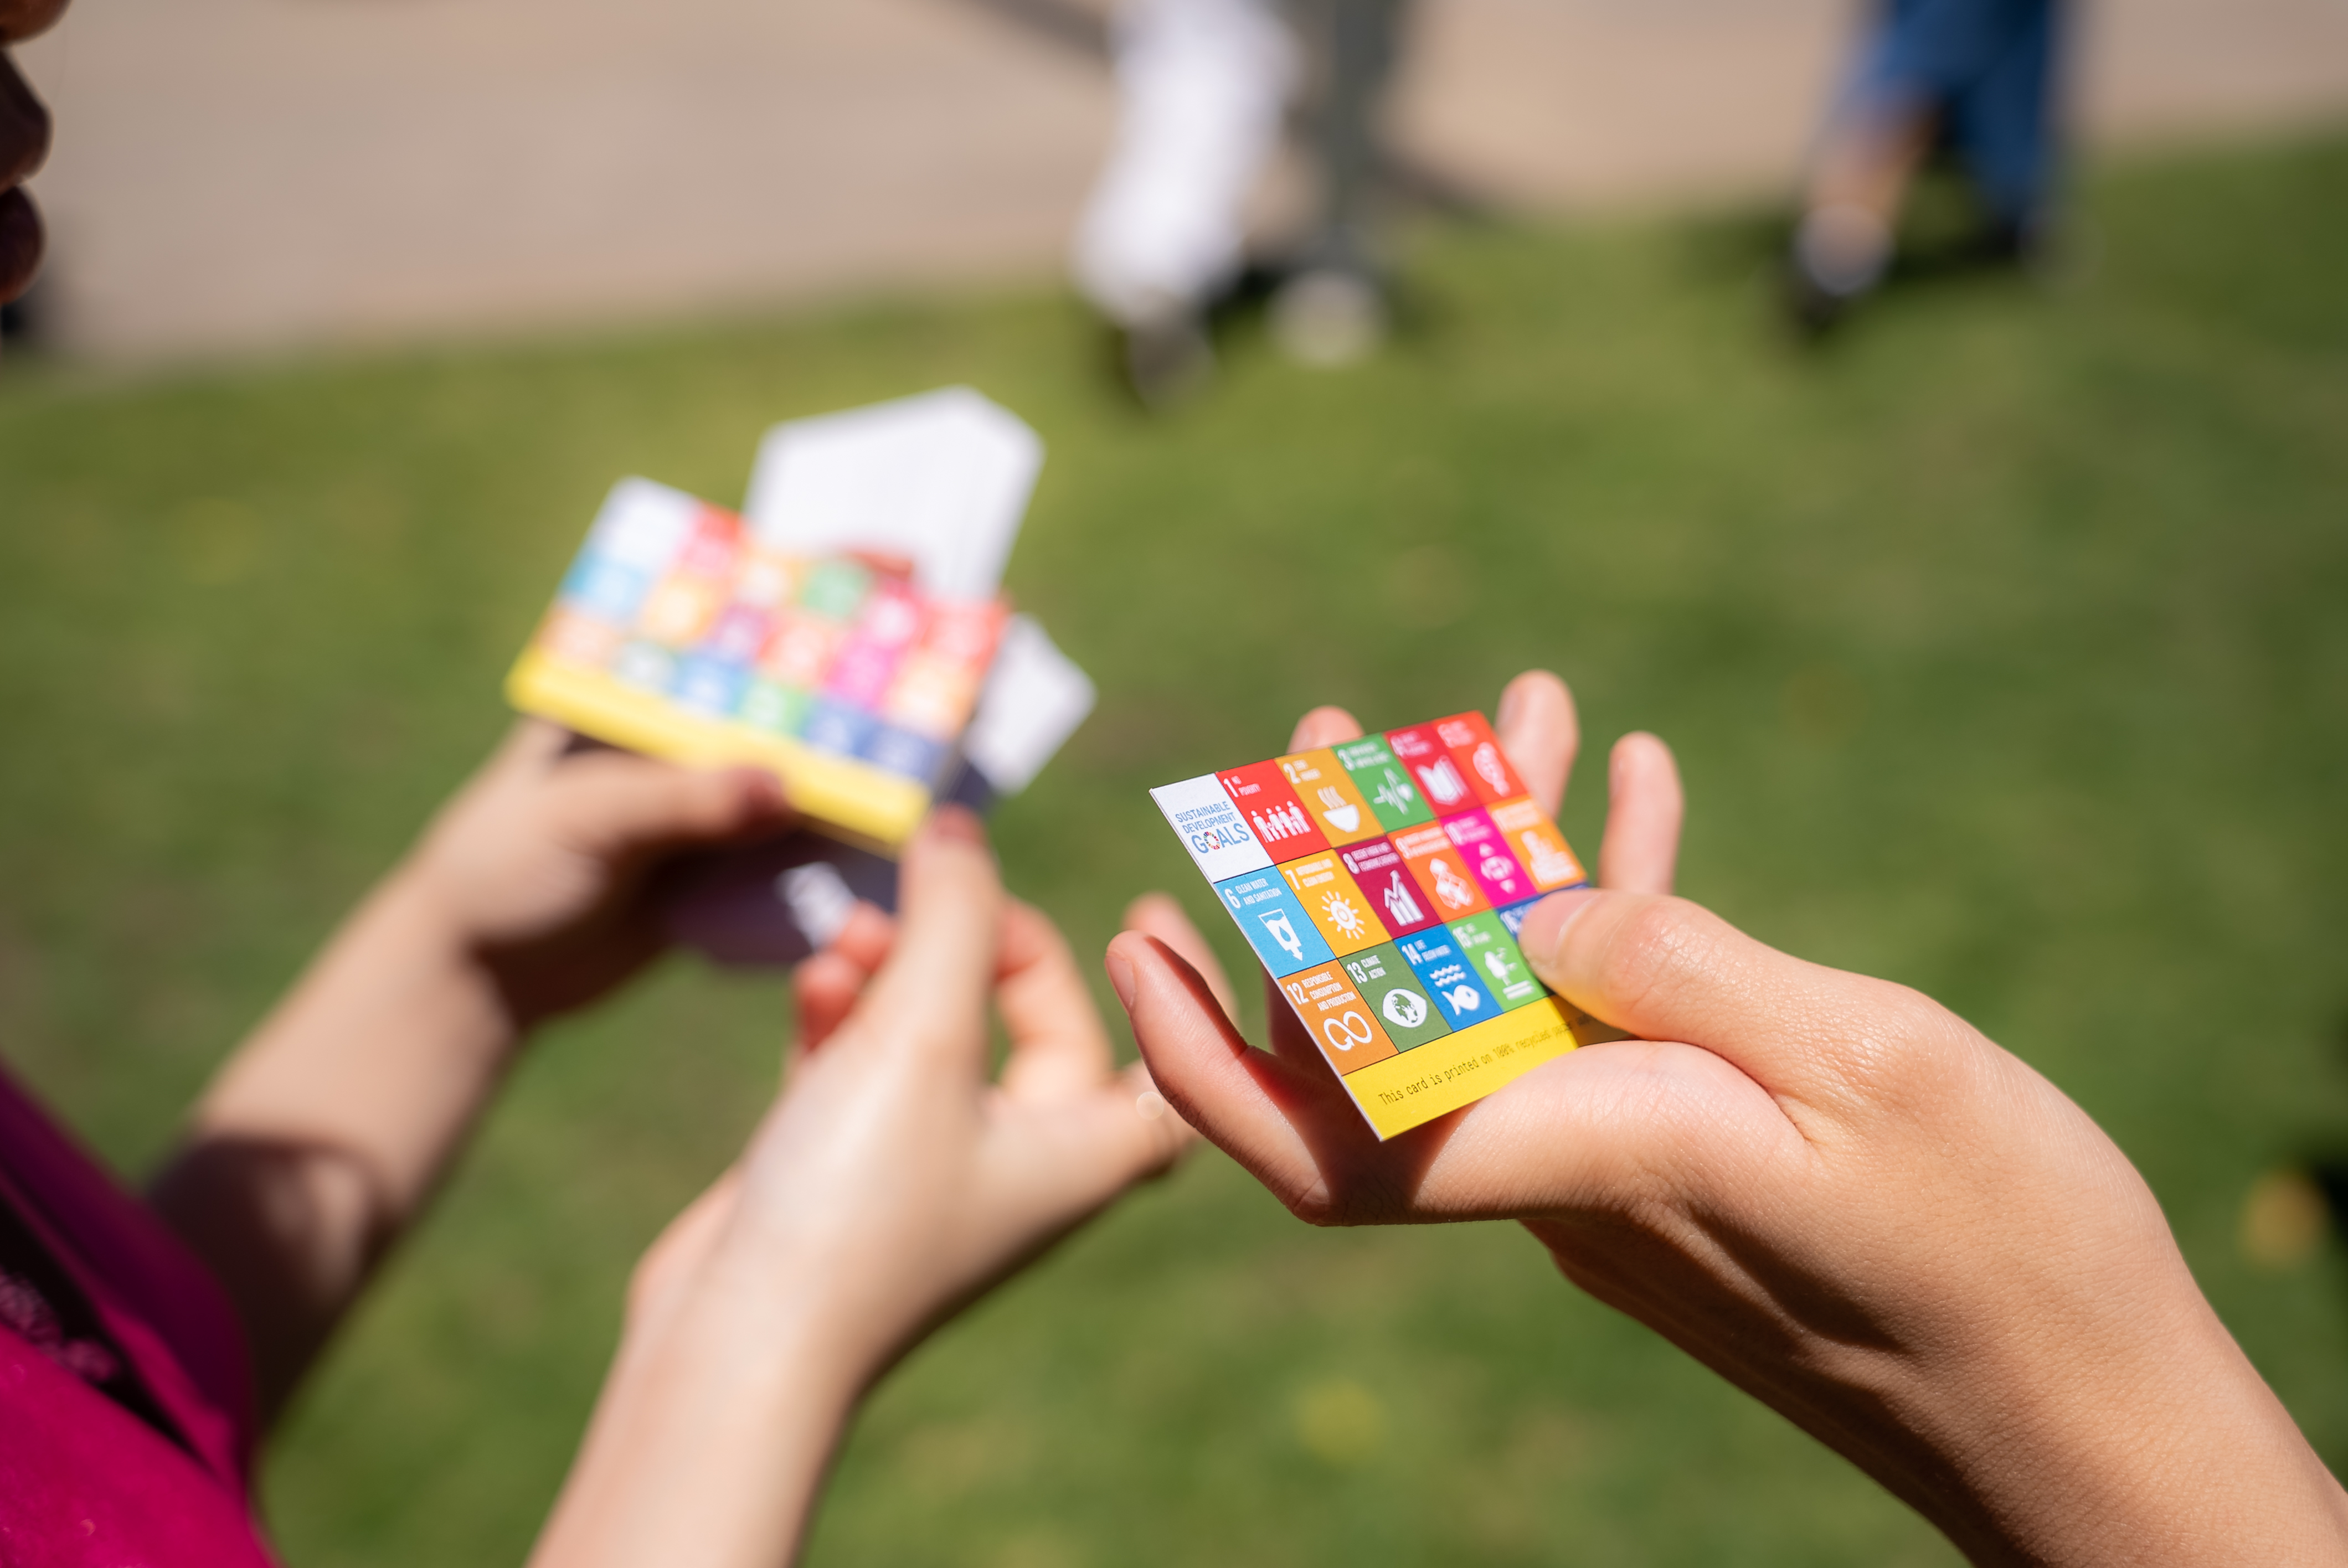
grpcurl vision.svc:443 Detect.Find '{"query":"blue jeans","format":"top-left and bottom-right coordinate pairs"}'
top-left (1839, 0), bottom-right (2065, 227)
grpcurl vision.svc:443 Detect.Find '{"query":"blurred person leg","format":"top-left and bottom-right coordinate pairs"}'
top-left (1272, 0), bottom-right (1413, 367)
top-left (1789, 0), bottom-right (2064, 330)
top-left (1074, 0), bottom-right (1296, 406)
top-left (1949, 0), bottom-right (2062, 259)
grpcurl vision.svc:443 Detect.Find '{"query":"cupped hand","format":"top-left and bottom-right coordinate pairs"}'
top-left (533, 812), bottom-right (1222, 1568)
top-left (1109, 669), bottom-right (2347, 1565)
top-left (631, 808), bottom-right (1213, 1388)
top-left (1104, 669), bottom-right (1687, 1225)
top-left (401, 719), bottom-right (790, 1027)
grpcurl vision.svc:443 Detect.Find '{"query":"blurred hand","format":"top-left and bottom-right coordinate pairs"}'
top-left (1, 0), bottom-right (65, 304)
top-left (636, 808), bottom-right (1208, 1375)
top-left (1109, 669), bottom-right (2347, 1565)
top-left (534, 811), bottom-right (1212, 1568)
top-left (401, 719), bottom-right (789, 1027)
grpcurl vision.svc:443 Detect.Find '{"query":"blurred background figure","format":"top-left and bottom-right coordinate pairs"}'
top-left (1787, 0), bottom-right (2066, 330)
top-left (1074, 0), bottom-right (1413, 406)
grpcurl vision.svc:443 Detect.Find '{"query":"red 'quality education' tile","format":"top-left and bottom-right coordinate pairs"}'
top-left (1386, 723), bottom-right (1480, 816)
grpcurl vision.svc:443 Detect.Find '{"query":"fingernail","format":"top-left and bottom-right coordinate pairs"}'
top-left (1517, 887), bottom-right (1600, 967)
top-left (1497, 680), bottom-right (1524, 734)
top-left (1135, 1089), bottom-right (1168, 1121)
top-left (1105, 947), bottom-right (1137, 1012)
top-left (928, 804), bottom-right (987, 845)
top-left (738, 767), bottom-right (787, 812)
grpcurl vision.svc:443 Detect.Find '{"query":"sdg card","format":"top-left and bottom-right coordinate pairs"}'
top-left (508, 477), bottom-right (1006, 848)
top-left (1152, 713), bottom-right (1623, 1140)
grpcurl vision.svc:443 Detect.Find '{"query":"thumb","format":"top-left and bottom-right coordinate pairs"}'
top-left (548, 753), bottom-right (787, 862)
top-left (848, 806), bottom-right (1003, 1073)
top-left (1516, 888), bottom-right (1962, 1118)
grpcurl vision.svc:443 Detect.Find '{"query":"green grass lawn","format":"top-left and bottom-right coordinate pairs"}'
top-left (4, 129), bottom-right (2347, 1567)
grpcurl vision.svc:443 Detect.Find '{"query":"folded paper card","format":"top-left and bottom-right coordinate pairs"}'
top-left (1152, 712), bottom-right (1624, 1140)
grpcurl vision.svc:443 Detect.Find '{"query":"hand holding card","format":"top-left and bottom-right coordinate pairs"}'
top-left (1149, 700), bottom-right (1619, 1139)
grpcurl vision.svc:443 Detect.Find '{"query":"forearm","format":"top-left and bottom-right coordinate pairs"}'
top-left (1574, 1235), bottom-right (2348, 1568)
top-left (1912, 1298), bottom-right (2348, 1567)
top-left (531, 1253), bottom-right (862, 1568)
top-left (149, 860), bottom-right (520, 1416)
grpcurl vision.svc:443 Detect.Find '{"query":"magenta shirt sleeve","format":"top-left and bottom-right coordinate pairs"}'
top-left (0, 1062), bottom-right (279, 1566)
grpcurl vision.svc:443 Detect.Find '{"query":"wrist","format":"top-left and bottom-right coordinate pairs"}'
top-left (1908, 1303), bottom-right (2348, 1566)
top-left (367, 858), bottom-right (537, 1054)
top-left (542, 1250), bottom-right (866, 1568)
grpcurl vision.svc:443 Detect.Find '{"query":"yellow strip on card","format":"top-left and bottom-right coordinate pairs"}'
top-left (1340, 998), bottom-right (1594, 1140)
top-left (507, 650), bottom-right (931, 847)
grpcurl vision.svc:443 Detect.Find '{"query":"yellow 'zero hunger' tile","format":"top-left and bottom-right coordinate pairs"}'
top-left (1276, 748), bottom-right (1386, 845)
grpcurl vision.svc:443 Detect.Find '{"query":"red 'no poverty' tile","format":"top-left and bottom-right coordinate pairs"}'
top-left (1217, 761), bottom-right (1330, 859)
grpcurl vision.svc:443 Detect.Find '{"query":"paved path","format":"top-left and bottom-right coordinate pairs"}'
top-left (16, 0), bottom-right (2348, 358)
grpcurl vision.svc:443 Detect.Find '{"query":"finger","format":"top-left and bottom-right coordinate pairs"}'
top-left (792, 951), bottom-right (869, 1050)
top-left (1107, 931), bottom-right (1361, 1216)
top-left (1596, 733), bottom-right (1683, 895)
top-left (1289, 706), bottom-right (1365, 751)
top-left (790, 905), bottom-right (893, 1051)
top-left (548, 754), bottom-right (787, 863)
top-left (1121, 893), bottom-right (1238, 1022)
top-left (0, 185), bottom-right (37, 305)
top-left (1118, 1059), bottom-right (1198, 1152)
top-left (851, 806), bottom-right (1003, 1071)
top-left (992, 1057), bottom-right (1199, 1213)
top-left (1, 1), bottom-right (72, 45)
top-left (828, 901), bottom-right (896, 976)
top-left (1514, 888), bottom-right (1961, 1121)
top-left (487, 715), bottom-right (574, 776)
top-left (1260, 968), bottom-right (1325, 1074)
top-left (2, 54), bottom-right (50, 189)
top-left (1494, 670), bottom-right (1578, 819)
top-left (996, 899), bottom-right (1118, 1101)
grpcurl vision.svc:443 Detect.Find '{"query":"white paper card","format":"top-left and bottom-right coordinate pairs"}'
top-left (743, 387), bottom-right (1042, 601)
top-left (964, 615), bottom-right (1096, 795)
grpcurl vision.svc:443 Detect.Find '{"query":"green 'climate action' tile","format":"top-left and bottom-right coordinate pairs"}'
top-left (1337, 941), bottom-right (1453, 1050)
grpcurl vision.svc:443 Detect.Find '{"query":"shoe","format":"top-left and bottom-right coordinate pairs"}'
top-left (1270, 269), bottom-right (1387, 367)
top-left (1120, 305), bottom-right (1215, 410)
top-left (1784, 203), bottom-right (1892, 338)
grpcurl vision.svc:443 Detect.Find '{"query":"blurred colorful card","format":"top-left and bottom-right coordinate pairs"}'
top-left (509, 477), bottom-right (1007, 847)
top-left (1152, 713), bottom-right (1621, 1140)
